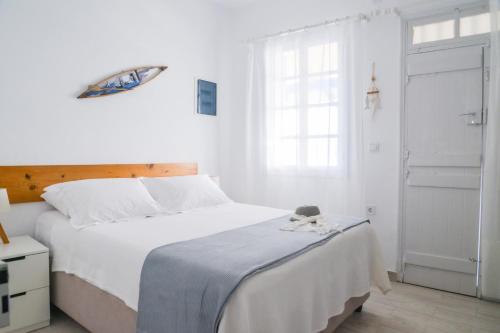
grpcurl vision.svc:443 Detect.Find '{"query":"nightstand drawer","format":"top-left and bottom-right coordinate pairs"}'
top-left (0, 287), bottom-right (50, 333)
top-left (4, 253), bottom-right (49, 294)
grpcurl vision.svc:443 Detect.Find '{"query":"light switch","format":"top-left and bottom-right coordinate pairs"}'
top-left (369, 143), bottom-right (380, 153)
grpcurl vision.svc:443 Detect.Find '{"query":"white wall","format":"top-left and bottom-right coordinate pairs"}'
top-left (0, 0), bottom-right (227, 235)
top-left (362, 16), bottom-right (402, 273)
top-left (218, 0), bottom-right (407, 272)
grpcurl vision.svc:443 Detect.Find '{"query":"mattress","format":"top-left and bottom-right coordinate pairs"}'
top-left (35, 203), bottom-right (391, 333)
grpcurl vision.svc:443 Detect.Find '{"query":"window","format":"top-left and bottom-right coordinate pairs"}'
top-left (412, 19), bottom-right (455, 45)
top-left (460, 13), bottom-right (491, 37)
top-left (266, 40), bottom-right (343, 172)
top-left (409, 8), bottom-right (491, 48)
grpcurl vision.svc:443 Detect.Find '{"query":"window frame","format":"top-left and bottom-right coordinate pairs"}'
top-left (266, 36), bottom-right (348, 176)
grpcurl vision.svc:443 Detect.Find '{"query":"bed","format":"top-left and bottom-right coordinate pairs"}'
top-left (0, 163), bottom-right (391, 333)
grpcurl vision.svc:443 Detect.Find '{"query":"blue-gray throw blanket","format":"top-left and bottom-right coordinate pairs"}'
top-left (137, 215), bottom-right (369, 333)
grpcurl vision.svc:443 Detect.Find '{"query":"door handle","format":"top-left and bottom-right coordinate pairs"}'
top-left (468, 121), bottom-right (482, 126)
top-left (458, 112), bottom-right (482, 126)
top-left (2, 256), bottom-right (25, 263)
top-left (10, 292), bottom-right (26, 299)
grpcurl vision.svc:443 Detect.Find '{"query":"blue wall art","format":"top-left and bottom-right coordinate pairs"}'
top-left (78, 66), bottom-right (167, 98)
top-left (197, 79), bottom-right (217, 116)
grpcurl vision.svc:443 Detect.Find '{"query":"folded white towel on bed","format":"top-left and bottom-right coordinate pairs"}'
top-left (280, 214), bottom-right (344, 235)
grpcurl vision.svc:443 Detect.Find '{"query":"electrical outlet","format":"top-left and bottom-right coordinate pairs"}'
top-left (366, 205), bottom-right (376, 216)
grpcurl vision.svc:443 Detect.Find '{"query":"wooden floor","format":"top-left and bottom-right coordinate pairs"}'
top-left (34, 282), bottom-right (500, 333)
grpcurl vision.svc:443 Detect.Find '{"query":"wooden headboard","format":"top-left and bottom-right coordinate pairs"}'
top-left (0, 163), bottom-right (198, 204)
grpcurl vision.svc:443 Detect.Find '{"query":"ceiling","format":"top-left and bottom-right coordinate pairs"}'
top-left (211, 0), bottom-right (259, 7)
top-left (212, 0), bottom-right (486, 8)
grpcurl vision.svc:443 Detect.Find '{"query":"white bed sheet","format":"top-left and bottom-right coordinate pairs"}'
top-left (35, 203), bottom-right (391, 333)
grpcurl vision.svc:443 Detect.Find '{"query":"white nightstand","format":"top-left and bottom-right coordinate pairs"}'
top-left (0, 236), bottom-right (50, 333)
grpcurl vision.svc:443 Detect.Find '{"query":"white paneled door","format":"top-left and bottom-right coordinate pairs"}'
top-left (403, 46), bottom-right (487, 296)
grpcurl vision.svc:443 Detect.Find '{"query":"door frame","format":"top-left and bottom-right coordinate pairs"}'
top-left (398, 4), bottom-right (490, 294)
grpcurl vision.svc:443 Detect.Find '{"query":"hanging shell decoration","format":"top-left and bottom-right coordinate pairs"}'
top-left (78, 66), bottom-right (167, 98)
top-left (365, 62), bottom-right (380, 112)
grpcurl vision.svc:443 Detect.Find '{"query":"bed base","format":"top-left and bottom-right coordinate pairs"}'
top-left (51, 272), bottom-right (369, 333)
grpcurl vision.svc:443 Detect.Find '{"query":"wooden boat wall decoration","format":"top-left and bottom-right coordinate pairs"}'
top-left (78, 66), bottom-right (167, 98)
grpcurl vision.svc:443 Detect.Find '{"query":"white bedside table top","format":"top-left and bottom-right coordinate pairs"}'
top-left (0, 236), bottom-right (48, 260)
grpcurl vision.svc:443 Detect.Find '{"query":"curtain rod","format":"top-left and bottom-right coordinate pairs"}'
top-left (246, 7), bottom-right (400, 43)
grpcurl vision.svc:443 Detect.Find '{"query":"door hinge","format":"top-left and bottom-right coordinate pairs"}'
top-left (485, 68), bottom-right (490, 82)
top-left (403, 150), bottom-right (410, 161)
top-left (405, 76), bottom-right (410, 86)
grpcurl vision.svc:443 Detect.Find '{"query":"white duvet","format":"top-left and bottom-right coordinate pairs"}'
top-left (35, 202), bottom-right (391, 333)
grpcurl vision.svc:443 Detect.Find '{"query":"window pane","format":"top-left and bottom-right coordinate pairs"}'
top-left (274, 79), bottom-right (298, 108)
top-left (308, 43), bottom-right (338, 74)
top-left (282, 50), bottom-right (298, 77)
top-left (307, 137), bottom-right (339, 167)
top-left (307, 138), bottom-right (329, 167)
top-left (460, 13), bottom-right (491, 37)
top-left (329, 137), bottom-right (339, 167)
top-left (275, 139), bottom-right (297, 166)
top-left (273, 49), bottom-right (298, 78)
top-left (276, 108), bottom-right (298, 136)
top-left (307, 106), bottom-right (338, 135)
top-left (412, 20), bottom-right (455, 44)
top-left (308, 74), bottom-right (338, 104)
top-left (283, 80), bottom-right (298, 107)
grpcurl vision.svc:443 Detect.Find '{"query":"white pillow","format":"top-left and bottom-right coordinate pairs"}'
top-left (41, 190), bottom-right (70, 216)
top-left (141, 175), bottom-right (232, 213)
top-left (41, 178), bottom-right (161, 229)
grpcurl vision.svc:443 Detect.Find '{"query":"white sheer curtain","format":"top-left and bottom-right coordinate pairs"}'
top-left (244, 21), bottom-right (366, 217)
top-left (481, 0), bottom-right (500, 301)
